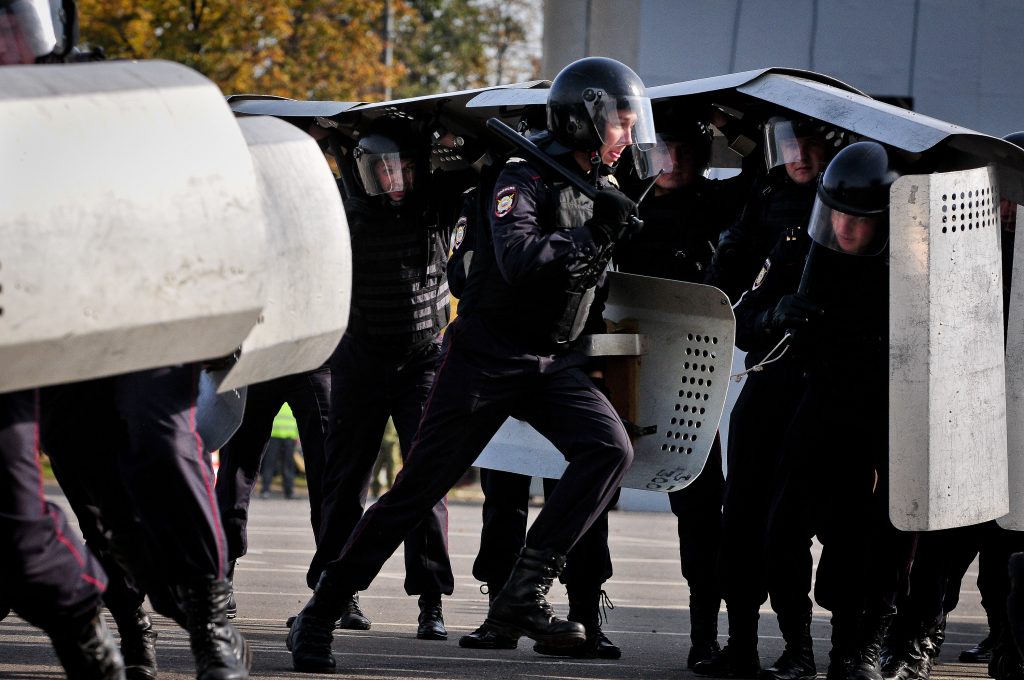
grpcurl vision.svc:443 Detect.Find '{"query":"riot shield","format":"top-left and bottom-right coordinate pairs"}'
top-left (205, 116), bottom-right (352, 393)
top-left (473, 272), bottom-right (735, 492)
top-left (1000, 204), bottom-right (1024, 530)
top-left (890, 167), bottom-right (1009, 530)
top-left (195, 371), bottom-right (247, 453)
top-left (0, 60), bottom-right (267, 392)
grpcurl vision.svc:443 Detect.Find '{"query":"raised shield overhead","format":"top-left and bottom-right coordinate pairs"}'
top-left (0, 60), bottom-right (267, 392)
top-left (890, 167), bottom-right (1009, 530)
top-left (204, 115), bottom-right (352, 393)
top-left (473, 272), bottom-right (735, 492)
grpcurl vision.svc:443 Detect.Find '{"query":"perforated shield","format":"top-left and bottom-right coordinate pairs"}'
top-left (473, 273), bottom-right (735, 492)
top-left (999, 204), bottom-right (1024, 530)
top-left (0, 60), bottom-right (266, 391)
top-left (204, 116), bottom-right (352, 393)
top-left (889, 167), bottom-right (1009, 530)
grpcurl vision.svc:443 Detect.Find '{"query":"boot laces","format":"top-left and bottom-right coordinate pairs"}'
top-left (345, 596), bottom-right (366, 618)
top-left (598, 590), bottom-right (615, 627)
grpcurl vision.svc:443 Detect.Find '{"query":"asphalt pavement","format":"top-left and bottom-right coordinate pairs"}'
top-left (0, 489), bottom-right (993, 679)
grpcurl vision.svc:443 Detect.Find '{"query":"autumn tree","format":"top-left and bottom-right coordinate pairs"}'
top-left (77, 0), bottom-right (537, 100)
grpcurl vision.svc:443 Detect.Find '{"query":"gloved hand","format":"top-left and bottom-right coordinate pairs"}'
top-left (766, 293), bottom-right (824, 334)
top-left (713, 227), bottom-right (747, 266)
top-left (587, 189), bottom-right (639, 245)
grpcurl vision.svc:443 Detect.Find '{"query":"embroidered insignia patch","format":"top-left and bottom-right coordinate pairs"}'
top-left (452, 216), bottom-right (467, 251)
top-left (495, 185), bottom-right (517, 217)
top-left (752, 258), bottom-right (771, 290)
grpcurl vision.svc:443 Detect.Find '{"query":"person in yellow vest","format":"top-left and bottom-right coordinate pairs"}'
top-left (260, 404), bottom-right (299, 500)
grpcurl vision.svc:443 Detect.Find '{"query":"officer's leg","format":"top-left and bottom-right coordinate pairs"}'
top-left (480, 367), bottom-right (631, 648)
top-left (460, 469), bottom-right (531, 650)
top-left (288, 367), bottom-right (331, 542)
top-left (669, 434), bottom-right (725, 668)
top-left (0, 389), bottom-right (122, 678)
top-left (535, 476), bottom-right (620, 659)
top-left (306, 339), bottom-right (391, 598)
top-left (114, 366), bottom-right (250, 680)
top-left (216, 381), bottom-right (281, 563)
top-left (288, 324), bottom-right (513, 672)
top-left (980, 524), bottom-right (1024, 676)
top-left (392, 343), bottom-right (454, 639)
top-left (762, 443), bottom-right (816, 680)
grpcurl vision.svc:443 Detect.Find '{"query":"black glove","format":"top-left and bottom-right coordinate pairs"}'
top-left (765, 293), bottom-right (824, 334)
top-left (587, 189), bottom-right (639, 245)
top-left (713, 227), bottom-right (748, 265)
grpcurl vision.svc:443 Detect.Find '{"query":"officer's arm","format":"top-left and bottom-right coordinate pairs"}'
top-left (489, 164), bottom-right (601, 285)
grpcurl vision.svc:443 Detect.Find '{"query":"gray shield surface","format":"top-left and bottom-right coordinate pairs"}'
top-left (204, 116), bottom-right (352, 393)
top-left (1000, 205), bottom-right (1024, 530)
top-left (473, 272), bottom-right (735, 492)
top-left (890, 167), bottom-right (1009, 530)
top-left (0, 60), bottom-right (267, 392)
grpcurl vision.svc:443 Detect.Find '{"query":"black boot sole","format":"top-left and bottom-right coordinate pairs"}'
top-left (459, 635), bottom-right (518, 650)
top-left (482, 617), bottom-right (586, 648)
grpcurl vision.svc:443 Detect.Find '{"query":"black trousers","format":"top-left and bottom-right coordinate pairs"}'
top-left (307, 334), bottom-right (453, 595)
top-left (471, 469), bottom-right (617, 591)
top-left (0, 390), bottom-right (107, 632)
top-left (719, 365), bottom-right (811, 635)
top-left (39, 366), bottom-right (227, 617)
top-left (668, 434), bottom-right (724, 612)
top-left (319, 315), bottom-right (633, 595)
top-left (216, 367), bottom-right (330, 562)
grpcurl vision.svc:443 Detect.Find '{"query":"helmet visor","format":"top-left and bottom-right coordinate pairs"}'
top-left (763, 118), bottom-right (838, 172)
top-left (584, 92), bottom-right (657, 152)
top-left (1, 0), bottom-right (57, 63)
top-left (355, 152), bottom-right (415, 197)
top-left (807, 196), bottom-right (889, 256)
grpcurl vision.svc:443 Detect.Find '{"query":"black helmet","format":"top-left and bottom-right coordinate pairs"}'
top-left (634, 117), bottom-right (713, 179)
top-left (807, 141), bottom-right (899, 256)
top-left (546, 56), bottom-right (656, 154)
top-left (1003, 131), bottom-right (1024, 149)
top-left (351, 118), bottom-right (422, 199)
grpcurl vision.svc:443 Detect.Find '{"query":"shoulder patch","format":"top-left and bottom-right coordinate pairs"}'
top-left (752, 258), bottom-right (771, 291)
top-left (606, 175), bottom-right (620, 188)
top-left (494, 185), bottom-right (518, 218)
top-left (452, 216), bottom-right (467, 251)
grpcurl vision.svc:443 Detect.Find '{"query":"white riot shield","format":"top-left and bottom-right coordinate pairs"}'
top-left (0, 60), bottom-right (266, 392)
top-left (473, 272), bottom-right (735, 492)
top-left (890, 167), bottom-right (1009, 530)
top-left (1000, 204), bottom-right (1024, 530)
top-left (205, 116), bottom-right (351, 392)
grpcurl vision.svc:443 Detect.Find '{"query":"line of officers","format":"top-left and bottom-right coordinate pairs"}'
top-left (4, 39), bottom-right (1024, 680)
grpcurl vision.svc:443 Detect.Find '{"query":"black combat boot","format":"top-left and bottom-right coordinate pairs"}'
top-left (111, 605), bottom-right (158, 680)
top-left (960, 633), bottom-right (995, 663)
top-left (762, 618), bottom-right (816, 680)
top-left (49, 610), bottom-right (125, 680)
top-left (827, 613), bottom-right (853, 680)
top-left (179, 578), bottom-right (251, 680)
top-left (534, 585), bottom-right (620, 659)
top-left (225, 561), bottom-right (237, 620)
top-left (416, 594), bottom-right (447, 640)
top-left (693, 607), bottom-right (760, 678)
top-left (482, 547), bottom-right (585, 648)
top-left (336, 593), bottom-right (371, 630)
top-left (460, 584), bottom-right (518, 650)
top-left (845, 608), bottom-right (893, 680)
top-left (880, 615), bottom-right (941, 680)
top-left (687, 595), bottom-right (722, 669)
top-left (287, 573), bottom-right (354, 673)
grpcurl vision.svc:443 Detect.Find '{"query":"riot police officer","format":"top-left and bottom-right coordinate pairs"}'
top-left (695, 115), bottom-right (836, 680)
top-left (744, 142), bottom-right (914, 680)
top-left (286, 56), bottom-right (653, 672)
top-left (302, 117), bottom-right (456, 640)
top-left (617, 114), bottom-right (752, 668)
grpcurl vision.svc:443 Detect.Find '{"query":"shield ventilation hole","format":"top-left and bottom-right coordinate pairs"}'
top-left (940, 187), bottom-right (998, 235)
top-left (663, 332), bottom-right (718, 454)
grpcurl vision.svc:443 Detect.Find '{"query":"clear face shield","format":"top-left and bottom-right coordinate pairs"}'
top-left (633, 132), bottom-right (706, 184)
top-left (583, 91), bottom-right (657, 153)
top-left (763, 118), bottom-right (841, 177)
top-left (354, 152), bottom-right (416, 198)
top-left (0, 0), bottom-right (58, 64)
top-left (807, 196), bottom-right (889, 256)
